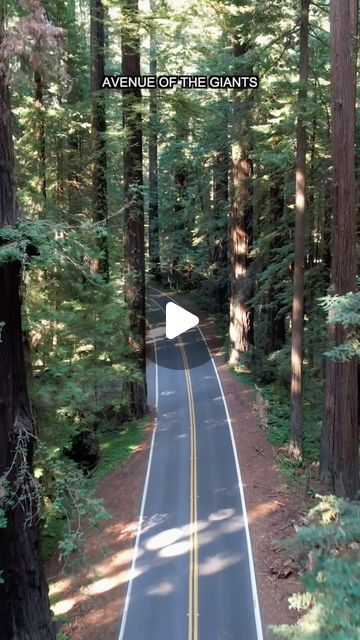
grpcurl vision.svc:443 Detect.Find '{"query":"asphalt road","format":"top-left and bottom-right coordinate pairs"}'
top-left (117, 287), bottom-right (263, 640)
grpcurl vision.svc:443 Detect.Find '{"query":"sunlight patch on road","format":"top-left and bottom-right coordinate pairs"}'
top-left (147, 581), bottom-right (175, 596)
top-left (208, 508), bottom-right (235, 521)
top-left (145, 527), bottom-right (183, 550)
top-left (199, 552), bottom-right (243, 576)
top-left (146, 521), bottom-right (209, 556)
top-left (220, 515), bottom-right (245, 534)
top-left (159, 539), bottom-right (190, 558)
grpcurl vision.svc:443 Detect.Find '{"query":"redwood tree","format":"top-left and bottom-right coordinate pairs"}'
top-left (90, 0), bottom-right (109, 278)
top-left (228, 41), bottom-right (252, 364)
top-left (0, 8), bottom-right (55, 638)
top-left (320, 0), bottom-right (358, 498)
top-left (148, 0), bottom-right (160, 280)
top-left (121, 0), bottom-right (146, 413)
top-left (289, 0), bottom-right (310, 459)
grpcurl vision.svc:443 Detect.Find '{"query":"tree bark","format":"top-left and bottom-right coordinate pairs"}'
top-left (289, 0), bottom-right (310, 459)
top-left (0, 11), bottom-right (55, 639)
top-left (121, 0), bottom-right (146, 413)
top-left (320, 0), bottom-right (358, 498)
top-left (148, 0), bottom-right (160, 281)
top-left (228, 41), bottom-right (252, 364)
top-left (90, 0), bottom-right (109, 279)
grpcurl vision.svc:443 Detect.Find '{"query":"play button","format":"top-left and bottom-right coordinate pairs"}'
top-left (165, 302), bottom-right (199, 340)
top-left (146, 288), bottom-right (211, 370)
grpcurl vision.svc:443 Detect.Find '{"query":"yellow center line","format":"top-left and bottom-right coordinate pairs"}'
top-left (179, 337), bottom-right (198, 640)
top-left (149, 296), bottom-right (198, 640)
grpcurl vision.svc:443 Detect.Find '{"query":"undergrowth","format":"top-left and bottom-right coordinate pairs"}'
top-left (42, 419), bottom-right (147, 563)
top-left (91, 418), bottom-right (147, 483)
top-left (232, 357), bottom-right (323, 483)
top-left (270, 496), bottom-right (360, 639)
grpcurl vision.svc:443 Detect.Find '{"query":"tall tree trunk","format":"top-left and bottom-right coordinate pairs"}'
top-left (320, 0), bottom-right (358, 498)
top-left (289, 0), bottom-right (310, 459)
top-left (228, 41), bottom-right (252, 364)
top-left (212, 146), bottom-right (229, 310)
top-left (90, 0), bottom-right (109, 279)
top-left (0, 12), bottom-right (55, 639)
top-left (34, 70), bottom-right (46, 214)
top-left (121, 0), bottom-right (146, 414)
top-left (148, 0), bottom-right (160, 281)
top-left (67, 0), bottom-right (83, 217)
top-left (169, 105), bottom-right (189, 289)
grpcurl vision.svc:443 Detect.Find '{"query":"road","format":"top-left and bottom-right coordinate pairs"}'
top-left (117, 287), bottom-right (263, 640)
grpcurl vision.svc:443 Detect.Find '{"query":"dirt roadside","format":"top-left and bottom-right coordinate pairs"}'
top-left (46, 425), bottom-right (153, 640)
top-left (47, 293), bottom-right (309, 639)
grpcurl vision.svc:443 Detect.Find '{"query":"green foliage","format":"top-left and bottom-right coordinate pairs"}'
top-left (270, 496), bottom-right (360, 639)
top-left (91, 419), bottom-right (146, 483)
top-left (0, 218), bottom-right (142, 447)
top-left (38, 419), bottom-right (146, 563)
top-left (0, 218), bottom-right (144, 565)
top-left (34, 444), bottom-right (109, 565)
top-left (261, 372), bottom-right (323, 470)
top-left (320, 292), bottom-right (360, 361)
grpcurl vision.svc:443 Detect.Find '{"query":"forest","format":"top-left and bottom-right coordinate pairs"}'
top-left (0, 0), bottom-right (359, 638)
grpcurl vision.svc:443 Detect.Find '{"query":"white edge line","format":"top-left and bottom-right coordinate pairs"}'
top-left (117, 327), bottom-right (159, 640)
top-left (197, 325), bottom-right (264, 640)
top-left (148, 285), bottom-right (264, 640)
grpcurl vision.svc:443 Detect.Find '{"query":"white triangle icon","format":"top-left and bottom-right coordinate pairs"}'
top-left (165, 302), bottom-right (199, 340)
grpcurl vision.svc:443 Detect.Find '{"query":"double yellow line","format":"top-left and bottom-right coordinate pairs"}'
top-left (178, 337), bottom-right (198, 640)
top-left (149, 295), bottom-right (198, 640)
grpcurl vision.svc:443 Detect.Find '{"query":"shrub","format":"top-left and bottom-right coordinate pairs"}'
top-left (271, 496), bottom-right (360, 639)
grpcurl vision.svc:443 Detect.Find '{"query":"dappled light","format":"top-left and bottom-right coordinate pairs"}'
top-left (2, 0), bottom-right (357, 637)
top-left (159, 540), bottom-right (190, 558)
top-left (246, 500), bottom-right (280, 526)
top-left (145, 527), bottom-right (185, 551)
top-left (51, 598), bottom-right (76, 616)
top-left (199, 552), bottom-right (243, 577)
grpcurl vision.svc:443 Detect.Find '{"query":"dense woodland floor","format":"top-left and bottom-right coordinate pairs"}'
top-left (0, 0), bottom-right (360, 639)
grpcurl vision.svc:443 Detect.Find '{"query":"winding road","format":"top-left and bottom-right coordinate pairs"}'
top-left (117, 287), bottom-right (263, 640)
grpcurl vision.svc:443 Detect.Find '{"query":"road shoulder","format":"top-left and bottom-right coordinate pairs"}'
top-left (46, 419), bottom-right (154, 640)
